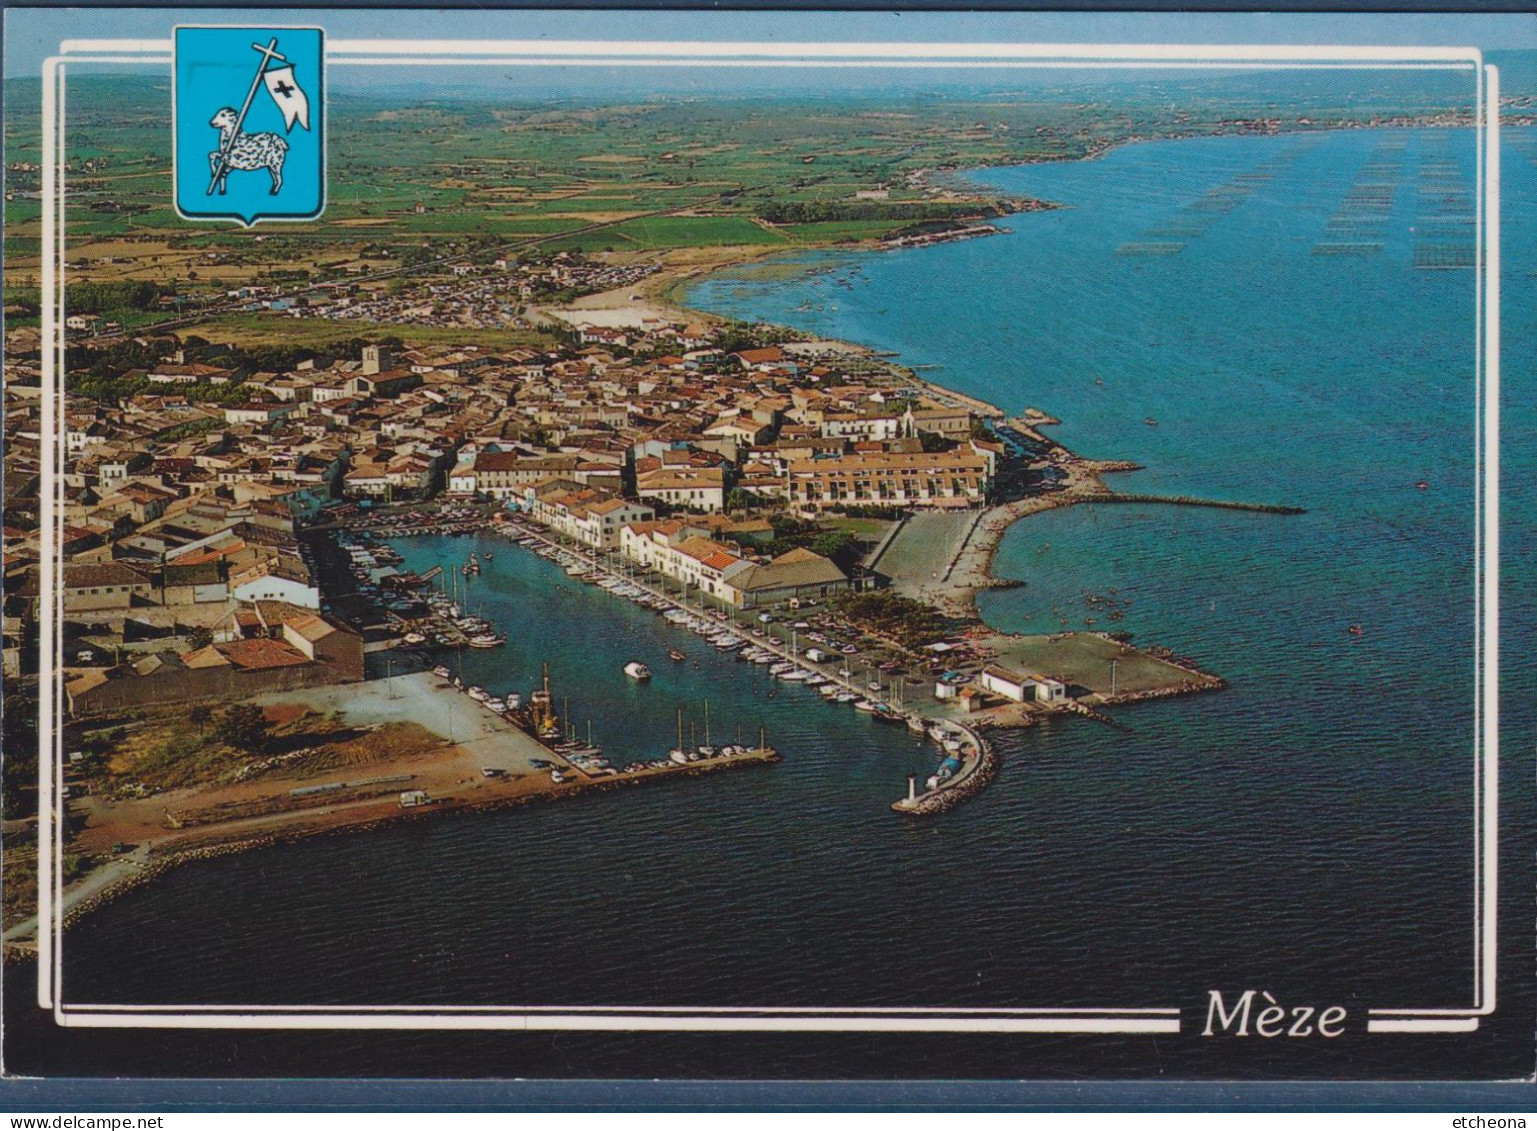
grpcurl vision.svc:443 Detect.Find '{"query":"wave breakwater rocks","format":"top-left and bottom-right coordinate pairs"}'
top-left (891, 727), bottom-right (997, 817)
top-left (1084, 494), bottom-right (1307, 516)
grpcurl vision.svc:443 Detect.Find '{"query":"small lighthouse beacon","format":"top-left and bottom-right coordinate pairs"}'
top-left (907, 773), bottom-right (917, 803)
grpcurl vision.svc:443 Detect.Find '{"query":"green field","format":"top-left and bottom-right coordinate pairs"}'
top-left (609, 215), bottom-right (789, 249)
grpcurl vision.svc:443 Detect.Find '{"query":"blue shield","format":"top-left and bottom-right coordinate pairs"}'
top-left (174, 26), bottom-right (325, 225)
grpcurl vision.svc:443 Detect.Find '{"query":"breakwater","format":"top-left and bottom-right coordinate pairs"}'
top-left (891, 724), bottom-right (997, 816)
top-left (1089, 494), bottom-right (1306, 516)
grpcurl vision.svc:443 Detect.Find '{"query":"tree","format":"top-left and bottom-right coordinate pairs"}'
top-left (211, 704), bottom-right (269, 752)
top-left (188, 704), bottom-right (213, 728)
top-left (810, 530), bottom-right (854, 559)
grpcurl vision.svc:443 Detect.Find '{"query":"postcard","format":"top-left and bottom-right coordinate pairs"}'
top-left (1, 7), bottom-right (1531, 1092)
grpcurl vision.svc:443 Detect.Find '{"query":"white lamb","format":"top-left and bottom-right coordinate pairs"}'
top-left (208, 107), bottom-right (288, 196)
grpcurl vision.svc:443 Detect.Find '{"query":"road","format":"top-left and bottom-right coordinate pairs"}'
top-left (3, 843), bottom-right (151, 944)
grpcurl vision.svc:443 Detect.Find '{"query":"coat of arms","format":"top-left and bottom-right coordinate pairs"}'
top-left (174, 27), bottom-right (324, 224)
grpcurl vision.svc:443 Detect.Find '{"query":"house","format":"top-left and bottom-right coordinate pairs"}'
top-left (620, 521), bottom-right (751, 603)
top-left (230, 564), bottom-right (320, 609)
top-left (820, 411), bottom-right (903, 443)
top-left (63, 612), bottom-right (362, 716)
top-left (147, 362), bottom-right (233, 385)
top-left (160, 558), bottom-right (229, 605)
top-left (223, 402), bottom-right (295, 426)
top-left (62, 561), bottom-right (153, 612)
top-left (452, 451), bottom-right (586, 500)
top-left (904, 403), bottom-right (975, 443)
top-left (703, 417), bottom-right (770, 447)
top-left (527, 485), bottom-right (654, 550)
top-left (636, 466), bottom-right (726, 513)
top-left (280, 612), bottom-right (364, 676)
top-left (730, 346), bottom-right (785, 371)
top-left (349, 369), bottom-right (423, 400)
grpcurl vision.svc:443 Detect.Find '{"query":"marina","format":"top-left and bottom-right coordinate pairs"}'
top-left (470, 514), bottom-right (980, 755)
top-left (306, 500), bottom-right (1221, 817)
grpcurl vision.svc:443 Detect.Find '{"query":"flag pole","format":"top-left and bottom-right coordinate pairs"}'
top-left (206, 37), bottom-right (287, 195)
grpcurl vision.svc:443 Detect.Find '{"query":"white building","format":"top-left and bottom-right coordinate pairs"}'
top-left (528, 486), bottom-right (654, 550)
top-left (978, 665), bottom-right (1066, 703)
top-left (635, 466), bottom-right (726, 513)
top-left (619, 520), bottom-right (751, 604)
top-left (231, 571), bottom-right (321, 609)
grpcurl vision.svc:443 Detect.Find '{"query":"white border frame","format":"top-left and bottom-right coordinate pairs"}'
top-left (33, 36), bottom-right (1499, 1038)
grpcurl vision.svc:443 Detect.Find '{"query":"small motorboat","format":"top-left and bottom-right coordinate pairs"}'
top-left (624, 661), bottom-right (652, 681)
top-left (432, 665), bottom-right (451, 678)
top-left (668, 648), bottom-right (686, 662)
top-left (467, 686), bottom-right (489, 701)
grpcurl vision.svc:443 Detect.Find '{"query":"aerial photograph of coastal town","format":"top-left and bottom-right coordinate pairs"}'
top-left (1, 8), bottom-right (1533, 1084)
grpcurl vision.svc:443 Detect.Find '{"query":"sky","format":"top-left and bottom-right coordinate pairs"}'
top-left (6, 7), bottom-right (1537, 81)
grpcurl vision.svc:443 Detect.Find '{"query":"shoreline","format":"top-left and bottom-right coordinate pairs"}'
top-left (4, 724), bottom-right (778, 957)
